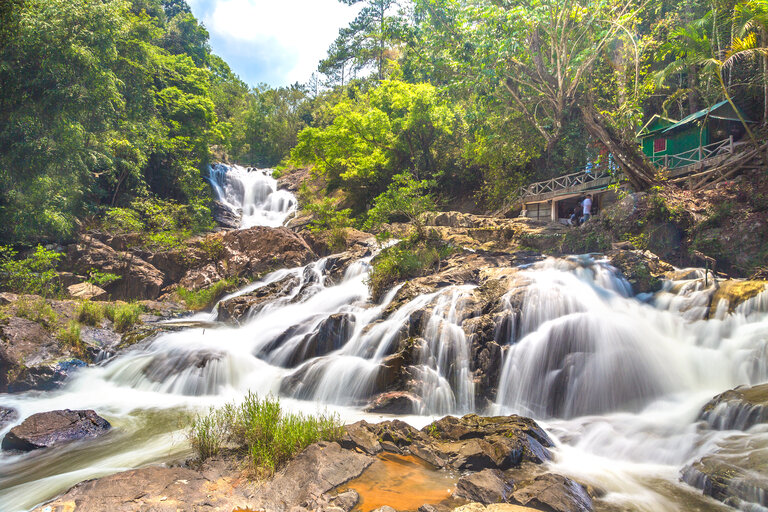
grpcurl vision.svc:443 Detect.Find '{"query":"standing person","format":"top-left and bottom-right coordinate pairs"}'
top-left (582, 194), bottom-right (593, 223)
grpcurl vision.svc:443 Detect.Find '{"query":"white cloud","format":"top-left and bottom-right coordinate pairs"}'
top-left (190, 0), bottom-right (359, 85)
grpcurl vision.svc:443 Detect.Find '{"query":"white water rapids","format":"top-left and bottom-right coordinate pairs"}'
top-left (0, 167), bottom-right (766, 511)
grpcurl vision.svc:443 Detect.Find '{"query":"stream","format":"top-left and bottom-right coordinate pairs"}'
top-left (0, 164), bottom-right (766, 512)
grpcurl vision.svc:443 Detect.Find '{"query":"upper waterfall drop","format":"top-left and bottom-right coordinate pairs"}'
top-left (207, 163), bottom-right (297, 228)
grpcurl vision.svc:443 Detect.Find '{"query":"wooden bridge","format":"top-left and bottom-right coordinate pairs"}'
top-left (505, 136), bottom-right (752, 222)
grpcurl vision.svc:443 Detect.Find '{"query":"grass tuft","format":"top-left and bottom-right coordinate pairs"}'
top-left (16, 296), bottom-right (58, 328)
top-left (177, 278), bottom-right (239, 311)
top-left (189, 392), bottom-right (344, 476)
top-left (105, 302), bottom-right (143, 332)
top-left (76, 300), bottom-right (106, 326)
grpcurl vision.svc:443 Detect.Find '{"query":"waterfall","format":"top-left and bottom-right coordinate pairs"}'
top-left (3, 246), bottom-right (768, 511)
top-left (207, 163), bottom-right (297, 228)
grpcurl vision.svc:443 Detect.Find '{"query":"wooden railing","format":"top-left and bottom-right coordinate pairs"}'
top-left (650, 136), bottom-right (733, 169)
top-left (513, 167), bottom-right (613, 202)
top-left (505, 136), bottom-right (737, 210)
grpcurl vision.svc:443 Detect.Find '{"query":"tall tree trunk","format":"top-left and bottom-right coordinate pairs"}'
top-left (689, 64), bottom-right (699, 114)
top-left (579, 104), bottom-right (657, 191)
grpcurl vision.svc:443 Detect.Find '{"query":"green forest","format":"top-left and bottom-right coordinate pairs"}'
top-left (2, 0), bottom-right (767, 246)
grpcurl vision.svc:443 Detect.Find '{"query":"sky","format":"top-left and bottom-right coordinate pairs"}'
top-left (187, 0), bottom-right (360, 88)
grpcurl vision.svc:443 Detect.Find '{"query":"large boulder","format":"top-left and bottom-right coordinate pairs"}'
top-left (454, 469), bottom-right (513, 504)
top-left (510, 474), bottom-right (593, 512)
top-left (2, 409), bottom-right (111, 451)
top-left (285, 313), bottom-right (356, 367)
top-left (178, 226), bottom-right (316, 290)
top-left (64, 236), bottom-right (165, 300)
top-left (67, 282), bottom-right (108, 301)
top-left (699, 383), bottom-right (768, 430)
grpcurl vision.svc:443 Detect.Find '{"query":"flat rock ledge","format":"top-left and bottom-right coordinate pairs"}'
top-left (34, 414), bottom-right (597, 512)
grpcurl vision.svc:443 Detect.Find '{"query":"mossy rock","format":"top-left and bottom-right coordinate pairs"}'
top-left (710, 280), bottom-right (767, 316)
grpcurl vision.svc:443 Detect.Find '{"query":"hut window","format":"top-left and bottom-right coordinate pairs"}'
top-left (653, 138), bottom-right (667, 153)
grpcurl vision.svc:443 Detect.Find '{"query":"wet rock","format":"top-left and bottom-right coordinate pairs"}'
top-left (212, 199), bottom-right (241, 228)
top-left (286, 313), bottom-right (356, 367)
top-left (699, 383), bottom-right (768, 430)
top-left (372, 507), bottom-right (398, 512)
top-left (64, 235), bottom-right (165, 300)
top-left (365, 391), bottom-right (421, 414)
top-left (710, 280), bottom-right (767, 316)
top-left (32, 464), bottom-right (253, 512)
top-left (330, 489), bottom-right (360, 511)
top-left (7, 359), bottom-right (87, 393)
top-left (339, 421), bottom-right (382, 455)
top-left (0, 406), bottom-right (18, 429)
top-left (408, 442), bottom-right (446, 468)
top-left (254, 441), bottom-right (374, 511)
top-left (681, 434), bottom-right (768, 509)
top-left (67, 282), bottom-right (108, 300)
top-left (454, 469), bottom-right (513, 504)
top-left (2, 409), bottom-right (111, 451)
top-left (605, 249), bottom-right (673, 294)
top-left (510, 474), bottom-right (593, 512)
top-left (218, 274), bottom-right (300, 322)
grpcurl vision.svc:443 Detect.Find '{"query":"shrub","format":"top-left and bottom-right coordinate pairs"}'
top-left (177, 279), bottom-right (239, 311)
top-left (105, 302), bottom-right (143, 332)
top-left (16, 296), bottom-right (58, 328)
top-left (305, 197), bottom-right (352, 232)
top-left (146, 230), bottom-right (189, 251)
top-left (189, 392), bottom-right (343, 476)
top-left (0, 245), bottom-right (63, 296)
top-left (364, 173), bottom-right (436, 239)
top-left (86, 269), bottom-right (121, 287)
top-left (77, 300), bottom-right (106, 326)
top-left (103, 207), bottom-right (144, 234)
top-left (367, 237), bottom-right (454, 299)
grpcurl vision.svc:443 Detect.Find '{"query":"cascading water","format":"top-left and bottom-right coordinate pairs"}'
top-left (2, 216), bottom-right (768, 511)
top-left (207, 163), bottom-right (297, 228)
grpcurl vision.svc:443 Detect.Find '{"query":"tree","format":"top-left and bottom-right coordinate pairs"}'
top-left (321, 0), bottom-right (401, 83)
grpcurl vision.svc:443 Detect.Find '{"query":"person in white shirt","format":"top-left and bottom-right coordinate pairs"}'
top-left (582, 194), bottom-right (593, 223)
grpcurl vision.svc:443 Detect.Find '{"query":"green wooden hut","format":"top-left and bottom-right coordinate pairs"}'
top-left (637, 101), bottom-right (751, 169)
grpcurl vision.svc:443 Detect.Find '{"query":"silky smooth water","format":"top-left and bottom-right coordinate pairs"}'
top-left (1, 169), bottom-right (766, 512)
top-left (207, 163), bottom-right (296, 228)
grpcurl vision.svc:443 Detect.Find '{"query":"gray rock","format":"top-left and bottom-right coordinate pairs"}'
top-left (339, 421), bottom-right (382, 455)
top-left (0, 406), bottom-right (18, 429)
top-left (330, 489), bottom-right (360, 512)
top-left (2, 409), bottom-right (111, 451)
top-left (254, 441), bottom-right (374, 510)
top-left (699, 383), bottom-right (768, 430)
top-left (510, 474), bottom-right (593, 512)
top-left (372, 507), bottom-right (398, 512)
top-left (454, 469), bottom-right (513, 504)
